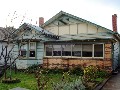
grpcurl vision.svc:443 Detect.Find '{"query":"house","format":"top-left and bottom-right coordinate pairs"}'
top-left (0, 27), bottom-right (15, 65)
top-left (41, 11), bottom-right (120, 72)
top-left (0, 27), bottom-right (16, 77)
top-left (13, 23), bottom-right (58, 69)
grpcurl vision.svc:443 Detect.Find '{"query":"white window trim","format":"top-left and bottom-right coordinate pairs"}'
top-left (29, 42), bottom-right (36, 58)
top-left (19, 42), bottom-right (28, 59)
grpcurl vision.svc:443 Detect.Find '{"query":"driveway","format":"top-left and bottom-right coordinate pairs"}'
top-left (102, 72), bottom-right (120, 90)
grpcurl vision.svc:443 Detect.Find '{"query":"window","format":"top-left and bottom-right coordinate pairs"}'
top-left (94, 44), bottom-right (103, 57)
top-left (45, 43), bottom-right (104, 58)
top-left (82, 44), bottom-right (92, 57)
top-left (20, 43), bottom-right (27, 58)
top-left (29, 42), bottom-right (36, 58)
top-left (72, 44), bottom-right (81, 57)
top-left (46, 45), bottom-right (52, 56)
top-left (62, 45), bottom-right (71, 56)
top-left (53, 45), bottom-right (61, 56)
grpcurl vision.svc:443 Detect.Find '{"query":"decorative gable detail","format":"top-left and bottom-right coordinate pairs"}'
top-left (17, 23), bottom-right (59, 41)
top-left (42, 11), bottom-right (113, 34)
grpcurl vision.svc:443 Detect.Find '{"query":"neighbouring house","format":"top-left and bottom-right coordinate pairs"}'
top-left (0, 27), bottom-right (15, 65)
top-left (13, 23), bottom-right (58, 69)
top-left (41, 11), bottom-right (120, 72)
top-left (0, 27), bottom-right (16, 77)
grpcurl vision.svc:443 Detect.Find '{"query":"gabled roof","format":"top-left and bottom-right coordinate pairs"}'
top-left (42, 11), bottom-right (114, 34)
top-left (18, 23), bottom-right (59, 39)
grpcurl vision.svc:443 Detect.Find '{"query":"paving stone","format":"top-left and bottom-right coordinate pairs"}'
top-left (9, 87), bottom-right (29, 90)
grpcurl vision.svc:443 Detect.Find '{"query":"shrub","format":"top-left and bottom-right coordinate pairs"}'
top-left (96, 70), bottom-right (108, 78)
top-left (47, 68), bottom-right (64, 74)
top-left (52, 73), bottom-right (86, 90)
top-left (52, 78), bottom-right (86, 90)
top-left (70, 66), bottom-right (83, 76)
top-left (25, 64), bottom-right (41, 73)
top-left (35, 67), bottom-right (49, 90)
top-left (83, 65), bottom-right (108, 82)
top-left (83, 65), bottom-right (98, 82)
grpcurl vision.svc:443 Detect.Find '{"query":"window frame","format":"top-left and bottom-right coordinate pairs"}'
top-left (44, 43), bottom-right (104, 59)
top-left (82, 44), bottom-right (93, 58)
top-left (19, 42), bottom-right (28, 59)
top-left (72, 44), bottom-right (82, 58)
top-left (62, 44), bottom-right (72, 58)
top-left (93, 44), bottom-right (104, 58)
top-left (52, 45), bottom-right (62, 57)
top-left (45, 44), bottom-right (53, 57)
top-left (29, 42), bottom-right (36, 59)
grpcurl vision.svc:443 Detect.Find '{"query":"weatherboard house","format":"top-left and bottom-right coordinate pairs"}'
top-left (14, 11), bottom-right (120, 72)
top-left (13, 23), bottom-right (58, 69)
top-left (42, 11), bottom-right (120, 72)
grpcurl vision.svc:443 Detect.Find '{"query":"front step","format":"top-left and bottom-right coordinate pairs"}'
top-left (112, 70), bottom-right (119, 75)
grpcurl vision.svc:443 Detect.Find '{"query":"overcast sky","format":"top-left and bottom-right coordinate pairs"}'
top-left (0, 0), bottom-right (120, 32)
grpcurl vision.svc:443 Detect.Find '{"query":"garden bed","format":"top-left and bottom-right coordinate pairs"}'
top-left (0, 70), bottom-right (81, 90)
top-left (0, 65), bottom-right (110, 90)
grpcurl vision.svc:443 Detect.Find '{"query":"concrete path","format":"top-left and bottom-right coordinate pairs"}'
top-left (102, 72), bottom-right (120, 90)
top-left (9, 87), bottom-right (29, 90)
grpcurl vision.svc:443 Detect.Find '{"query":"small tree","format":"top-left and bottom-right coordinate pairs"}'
top-left (0, 11), bottom-right (31, 82)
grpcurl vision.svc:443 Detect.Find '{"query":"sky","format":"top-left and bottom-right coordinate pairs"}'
top-left (0, 0), bottom-right (120, 32)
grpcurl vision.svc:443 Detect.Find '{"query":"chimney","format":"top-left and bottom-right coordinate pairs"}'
top-left (39, 17), bottom-right (44, 27)
top-left (112, 14), bottom-right (117, 32)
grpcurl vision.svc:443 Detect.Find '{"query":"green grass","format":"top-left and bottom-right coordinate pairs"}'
top-left (0, 71), bottom-right (79, 90)
top-left (0, 71), bottom-right (37, 90)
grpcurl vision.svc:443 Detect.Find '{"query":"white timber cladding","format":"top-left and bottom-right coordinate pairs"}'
top-left (78, 23), bottom-right (87, 33)
top-left (59, 25), bottom-right (69, 35)
top-left (70, 24), bottom-right (77, 34)
top-left (88, 24), bottom-right (97, 33)
top-left (16, 60), bottom-right (28, 69)
top-left (15, 42), bottom-right (44, 69)
top-left (98, 27), bottom-right (106, 32)
top-left (45, 26), bottom-right (59, 35)
top-left (44, 23), bottom-right (107, 35)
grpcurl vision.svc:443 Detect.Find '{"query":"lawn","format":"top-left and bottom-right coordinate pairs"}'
top-left (0, 70), bottom-right (80, 90)
top-left (0, 71), bottom-right (37, 90)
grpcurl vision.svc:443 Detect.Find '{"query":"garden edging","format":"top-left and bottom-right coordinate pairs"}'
top-left (93, 76), bottom-right (111, 90)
